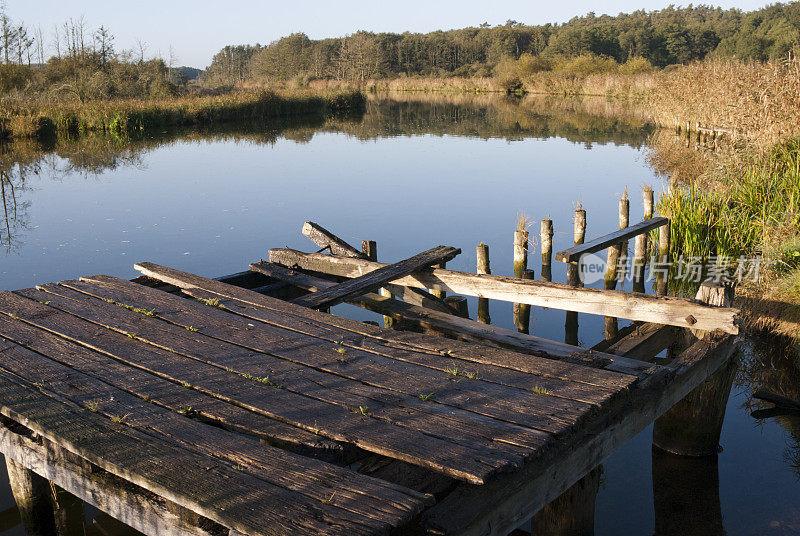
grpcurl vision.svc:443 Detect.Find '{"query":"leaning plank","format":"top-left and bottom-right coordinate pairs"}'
top-left (555, 217), bottom-right (669, 263)
top-left (132, 262), bottom-right (637, 390)
top-left (419, 334), bottom-right (738, 536)
top-left (0, 420), bottom-right (221, 536)
top-left (268, 249), bottom-right (739, 334)
top-left (250, 262), bottom-right (655, 378)
top-left (302, 222), bottom-right (368, 259)
top-left (0, 370), bottom-right (378, 536)
top-left (599, 323), bottom-right (679, 362)
top-left (292, 246), bottom-right (461, 309)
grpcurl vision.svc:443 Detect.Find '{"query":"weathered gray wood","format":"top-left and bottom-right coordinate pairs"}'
top-left (0, 333), bottom-right (430, 527)
top-left (133, 262), bottom-right (641, 389)
top-left (249, 261), bottom-right (654, 378)
top-left (0, 371), bottom-right (375, 536)
top-left (302, 221), bottom-right (367, 258)
top-left (362, 241), bottom-right (378, 262)
top-left (292, 246), bottom-right (460, 309)
top-left (5, 457), bottom-right (58, 535)
top-left (267, 250), bottom-right (739, 334)
top-left (0, 420), bottom-right (222, 536)
top-left (419, 334), bottom-right (738, 536)
top-left (555, 217), bottom-right (669, 263)
top-left (2, 288), bottom-right (529, 485)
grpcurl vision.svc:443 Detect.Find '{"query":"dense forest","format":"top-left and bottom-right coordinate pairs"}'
top-left (202, 3), bottom-right (800, 86)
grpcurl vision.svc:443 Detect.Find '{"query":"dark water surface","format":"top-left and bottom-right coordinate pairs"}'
top-left (0, 94), bottom-right (797, 535)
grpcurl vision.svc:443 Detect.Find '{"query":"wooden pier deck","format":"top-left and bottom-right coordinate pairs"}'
top-left (0, 224), bottom-right (740, 536)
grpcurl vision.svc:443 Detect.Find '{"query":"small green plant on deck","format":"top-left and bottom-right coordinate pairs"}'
top-left (418, 392), bottom-right (435, 401)
top-left (110, 413), bottom-right (131, 424)
top-left (198, 297), bottom-right (221, 308)
top-left (530, 386), bottom-right (553, 396)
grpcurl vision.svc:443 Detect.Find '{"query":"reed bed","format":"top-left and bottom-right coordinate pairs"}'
top-left (0, 89), bottom-right (365, 139)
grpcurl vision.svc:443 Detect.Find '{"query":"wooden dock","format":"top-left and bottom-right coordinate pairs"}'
top-left (0, 221), bottom-right (740, 536)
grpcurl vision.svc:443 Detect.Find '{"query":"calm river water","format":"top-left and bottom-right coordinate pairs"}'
top-left (0, 94), bottom-right (797, 535)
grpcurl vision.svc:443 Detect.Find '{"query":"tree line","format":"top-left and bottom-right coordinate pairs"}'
top-left (0, 3), bottom-right (184, 101)
top-left (202, 3), bottom-right (800, 86)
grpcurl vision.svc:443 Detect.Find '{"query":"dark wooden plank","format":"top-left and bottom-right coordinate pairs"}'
top-left (0, 309), bottom-right (341, 459)
top-left (56, 278), bottom-right (597, 436)
top-left (0, 369), bottom-right (382, 536)
top-left (0, 289), bottom-right (527, 484)
top-left (132, 262), bottom-right (637, 390)
top-left (302, 222), bottom-right (368, 259)
top-left (292, 246), bottom-right (461, 309)
top-left (603, 323), bottom-right (679, 362)
top-left (554, 217), bottom-right (669, 263)
top-left (0, 332), bottom-right (430, 528)
top-left (267, 249), bottom-right (739, 335)
top-left (250, 262), bottom-right (654, 378)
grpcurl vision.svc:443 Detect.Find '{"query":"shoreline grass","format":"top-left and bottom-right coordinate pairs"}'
top-left (0, 89), bottom-right (365, 140)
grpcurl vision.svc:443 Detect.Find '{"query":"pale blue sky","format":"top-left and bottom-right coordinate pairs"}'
top-left (7, 0), bottom-right (773, 68)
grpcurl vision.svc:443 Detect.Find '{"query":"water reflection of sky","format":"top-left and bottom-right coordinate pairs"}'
top-left (0, 98), bottom-right (796, 536)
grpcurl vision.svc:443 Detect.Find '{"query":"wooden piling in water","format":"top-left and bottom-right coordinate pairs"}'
top-left (49, 483), bottom-right (86, 536)
top-left (5, 458), bottom-right (58, 535)
top-left (604, 192), bottom-right (630, 339)
top-left (656, 218), bottom-right (671, 297)
top-left (476, 244), bottom-right (491, 325)
top-left (514, 270), bottom-right (535, 334)
top-left (364, 242), bottom-right (395, 329)
top-left (633, 187), bottom-right (652, 293)
top-left (565, 207), bottom-right (585, 346)
top-left (512, 224), bottom-right (529, 332)
top-left (430, 262), bottom-right (446, 300)
top-left (540, 219), bottom-right (553, 282)
top-left (529, 465), bottom-right (602, 536)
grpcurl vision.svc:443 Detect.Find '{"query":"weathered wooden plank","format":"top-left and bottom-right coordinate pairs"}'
top-left (0, 334), bottom-right (430, 528)
top-left (0, 290), bottom-right (514, 484)
top-left (602, 323), bottom-right (679, 362)
top-left (419, 334), bottom-right (739, 536)
top-left (0, 370), bottom-right (380, 536)
top-left (132, 262), bottom-right (637, 391)
top-left (42, 281), bottom-right (591, 439)
top-left (250, 261), bottom-right (655, 378)
top-left (292, 246), bottom-right (461, 309)
top-left (267, 249), bottom-right (739, 334)
top-left (0, 419), bottom-right (223, 536)
top-left (554, 217), bottom-right (670, 263)
top-left (302, 222), bottom-right (368, 259)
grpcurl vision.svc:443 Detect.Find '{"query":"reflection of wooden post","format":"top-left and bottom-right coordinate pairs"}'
top-left (49, 483), bottom-right (86, 536)
top-left (530, 465), bottom-right (602, 536)
top-left (430, 262), bottom-right (446, 300)
top-left (515, 270), bottom-right (535, 334)
top-left (540, 219), bottom-right (553, 282)
top-left (656, 219), bottom-right (671, 296)
top-left (565, 208), bottom-right (585, 346)
top-left (476, 244), bottom-right (491, 325)
top-left (513, 227), bottom-right (529, 333)
top-left (5, 458), bottom-right (58, 535)
top-left (605, 193), bottom-right (629, 339)
top-left (652, 447), bottom-right (724, 536)
top-left (653, 281), bottom-right (737, 456)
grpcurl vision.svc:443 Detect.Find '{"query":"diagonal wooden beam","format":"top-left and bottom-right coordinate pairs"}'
top-left (555, 217), bottom-right (669, 263)
top-left (301, 222), bottom-right (367, 259)
top-left (291, 246), bottom-right (461, 310)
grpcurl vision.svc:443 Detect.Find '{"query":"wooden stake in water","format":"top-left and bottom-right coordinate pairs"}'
top-left (512, 220), bottom-right (530, 332)
top-left (5, 458), bottom-right (58, 535)
top-left (657, 219), bottom-right (671, 296)
top-left (476, 243), bottom-right (491, 325)
top-left (565, 207), bottom-right (585, 346)
top-left (633, 187), bottom-right (653, 293)
top-left (605, 192), bottom-right (629, 339)
top-left (364, 242), bottom-right (395, 329)
top-left (540, 219), bottom-right (553, 282)
top-left (515, 270), bottom-right (535, 334)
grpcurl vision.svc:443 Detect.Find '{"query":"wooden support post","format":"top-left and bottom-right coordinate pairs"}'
top-left (656, 220), bottom-right (671, 296)
top-left (5, 457), bottom-right (58, 536)
top-left (652, 280), bottom-right (737, 456)
top-left (565, 208), bottom-right (585, 346)
top-left (512, 226), bottom-right (529, 332)
top-left (605, 193), bottom-right (630, 339)
top-left (515, 270), bottom-right (535, 335)
top-left (540, 219), bottom-right (553, 283)
top-left (361, 241), bottom-right (377, 262)
top-left (476, 244), bottom-right (491, 325)
top-left (430, 263), bottom-right (446, 300)
top-left (652, 443), bottom-right (724, 536)
top-left (633, 187), bottom-right (652, 293)
top-left (444, 296), bottom-right (469, 319)
top-left (529, 465), bottom-right (602, 536)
